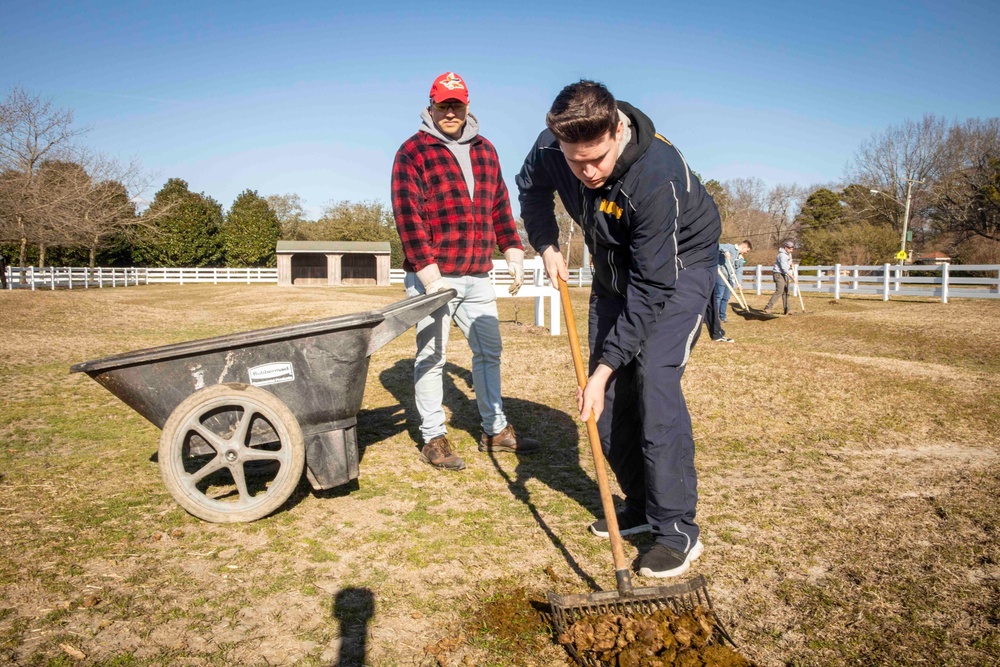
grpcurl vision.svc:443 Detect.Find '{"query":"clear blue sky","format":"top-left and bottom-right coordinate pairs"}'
top-left (3, 1), bottom-right (998, 219)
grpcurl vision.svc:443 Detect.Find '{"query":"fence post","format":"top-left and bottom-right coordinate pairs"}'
top-left (533, 266), bottom-right (545, 328)
top-left (852, 268), bottom-right (859, 291)
top-left (995, 268), bottom-right (1000, 294)
top-left (834, 264), bottom-right (841, 300)
top-left (941, 263), bottom-right (949, 304)
top-left (755, 265), bottom-right (763, 295)
top-left (50, 267), bottom-right (56, 290)
top-left (882, 264), bottom-right (891, 301)
top-left (68, 267), bottom-right (73, 290)
top-left (550, 287), bottom-right (561, 336)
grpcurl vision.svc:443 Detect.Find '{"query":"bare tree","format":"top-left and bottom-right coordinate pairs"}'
top-left (932, 118), bottom-right (1000, 244)
top-left (0, 87), bottom-right (88, 265)
top-left (722, 177), bottom-right (803, 248)
top-left (0, 88), bottom-right (162, 269)
top-left (846, 114), bottom-right (950, 238)
top-left (265, 192), bottom-right (309, 240)
top-left (64, 153), bottom-right (159, 268)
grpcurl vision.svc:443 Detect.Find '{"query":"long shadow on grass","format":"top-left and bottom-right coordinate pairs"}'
top-left (369, 358), bottom-right (605, 591)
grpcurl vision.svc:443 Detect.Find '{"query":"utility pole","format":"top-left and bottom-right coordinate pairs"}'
top-left (899, 179), bottom-right (922, 265)
top-left (873, 180), bottom-right (923, 265)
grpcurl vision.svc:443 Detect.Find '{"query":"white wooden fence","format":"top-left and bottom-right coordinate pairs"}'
top-left (6, 262), bottom-right (998, 310)
top-left (389, 258), bottom-right (581, 335)
top-left (744, 263), bottom-right (1000, 304)
top-left (2, 266), bottom-right (277, 290)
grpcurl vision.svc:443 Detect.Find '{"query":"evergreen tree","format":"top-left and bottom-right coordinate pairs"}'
top-left (222, 189), bottom-right (281, 266)
top-left (133, 178), bottom-right (223, 267)
top-left (798, 186), bottom-right (898, 265)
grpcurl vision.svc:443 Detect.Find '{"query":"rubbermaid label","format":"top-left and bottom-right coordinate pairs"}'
top-left (248, 362), bottom-right (295, 387)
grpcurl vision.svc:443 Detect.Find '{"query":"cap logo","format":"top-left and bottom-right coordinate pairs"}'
top-left (437, 73), bottom-right (466, 91)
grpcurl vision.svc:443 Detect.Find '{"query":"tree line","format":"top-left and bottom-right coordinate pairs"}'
top-left (707, 115), bottom-right (1000, 266)
top-left (3, 86), bottom-right (997, 270)
top-left (0, 88), bottom-right (403, 269)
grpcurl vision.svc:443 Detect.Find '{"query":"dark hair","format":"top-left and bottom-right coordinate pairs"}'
top-left (545, 80), bottom-right (619, 144)
top-left (742, 239), bottom-right (753, 250)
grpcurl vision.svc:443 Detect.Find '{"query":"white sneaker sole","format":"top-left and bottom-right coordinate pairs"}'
top-left (638, 540), bottom-right (704, 578)
top-left (589, 522), bottom-right (652, 538)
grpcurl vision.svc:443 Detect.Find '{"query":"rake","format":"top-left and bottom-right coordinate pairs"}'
top-left (549, 277), bottom-right (732, 665)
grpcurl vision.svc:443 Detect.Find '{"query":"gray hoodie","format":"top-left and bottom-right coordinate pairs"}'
top-left (418, 107), bottom-right (479, 202)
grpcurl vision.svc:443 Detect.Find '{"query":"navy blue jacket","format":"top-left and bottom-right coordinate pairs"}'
top-left (516, 102), bottom-right (722, 370)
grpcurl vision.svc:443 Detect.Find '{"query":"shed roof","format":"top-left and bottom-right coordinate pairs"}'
top-left (276, 241), bottom-right (391, 254)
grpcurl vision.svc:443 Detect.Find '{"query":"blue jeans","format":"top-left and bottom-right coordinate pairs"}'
top-left (405, 272), bottom-right (507, 443)
top-left (713, 278), bottom-right (730, 322)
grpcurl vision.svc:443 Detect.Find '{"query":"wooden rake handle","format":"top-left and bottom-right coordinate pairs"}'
top-left (557, 277), bottom-right (633, 594)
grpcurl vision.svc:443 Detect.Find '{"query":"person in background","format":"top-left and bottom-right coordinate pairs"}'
top-left (517, 80), bottom-right (721, 578)
top-left (764, 239), bottom-right (795, 315)
top-left (716, 240), bottom-right (752, 323)
top-left (703, 270), bottom-right (733, 343)
top-left (391, 71), bottom-right (540, 472)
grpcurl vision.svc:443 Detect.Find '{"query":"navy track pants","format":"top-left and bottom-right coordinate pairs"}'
top-left (587, 265), bottom-right (714, 552)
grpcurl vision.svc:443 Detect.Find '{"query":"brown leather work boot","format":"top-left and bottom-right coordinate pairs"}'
top-left (419, 435), bottom-right (466, 471)
top-left (478, 424), bottom-right (540, 454)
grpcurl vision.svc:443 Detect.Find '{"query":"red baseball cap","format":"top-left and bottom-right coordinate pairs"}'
top-left (429, 72), bottom-right (469, 104)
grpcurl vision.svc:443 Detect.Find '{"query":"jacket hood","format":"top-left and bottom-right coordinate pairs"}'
top-left (419, 107), bottom-right (480, 144)
top-left (605, 101), bottom-right (655, 186)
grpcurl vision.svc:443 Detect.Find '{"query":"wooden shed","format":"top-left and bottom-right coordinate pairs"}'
top-left (276, 241), bottom-right (392, 287)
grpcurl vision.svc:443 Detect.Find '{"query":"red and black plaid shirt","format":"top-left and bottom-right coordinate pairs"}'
top-left (391, 130), bottom-right (522, 274)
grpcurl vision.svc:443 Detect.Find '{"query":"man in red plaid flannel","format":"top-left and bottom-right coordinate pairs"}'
top-left (391, 71), bottom-right (539, 471)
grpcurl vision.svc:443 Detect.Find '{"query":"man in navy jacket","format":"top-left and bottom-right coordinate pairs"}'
top-left (516, 80), bottom-right (721, 578)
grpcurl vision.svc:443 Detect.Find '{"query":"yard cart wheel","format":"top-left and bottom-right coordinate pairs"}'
top-left (159, 383), bottom-right (305, 523)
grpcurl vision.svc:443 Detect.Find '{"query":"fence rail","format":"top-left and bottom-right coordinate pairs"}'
top-left (744, 263), bottom-right (1000, 304)
top-left (2, 266), bottom-right (278, 290)
top-left (5, 263), bottom-right (999, 305)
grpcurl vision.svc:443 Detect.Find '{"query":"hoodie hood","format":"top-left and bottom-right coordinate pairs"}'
top-left (605, 101), bottom-right (655, 186)
top-left (418, 107), bottom-right (479, 144)
top-left (418, 107), bottom-right (480, 202)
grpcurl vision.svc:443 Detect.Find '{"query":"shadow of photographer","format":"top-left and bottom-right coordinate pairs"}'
top-left (327, 586), bottom-right (375, 667)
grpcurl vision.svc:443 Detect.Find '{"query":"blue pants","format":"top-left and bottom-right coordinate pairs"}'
top-left (714, 278), bottom-right (731, 322)
top-left (405, 272), bottom-right (507, 443)
top-left (588, 266), bottom-right (714, 552)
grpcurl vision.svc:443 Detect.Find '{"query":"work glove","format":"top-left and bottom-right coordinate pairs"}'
top-left (504, 247), bottom-right (524, 296)
top-left (416, 263), bottom-right (449, 295)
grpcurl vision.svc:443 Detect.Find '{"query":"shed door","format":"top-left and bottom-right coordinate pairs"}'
top-left (341, 254), bottom-right (376, 285)
top-left (291, 254), bottom-right (327, 285)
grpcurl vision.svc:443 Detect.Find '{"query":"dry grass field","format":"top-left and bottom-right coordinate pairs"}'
top-left (1, 283), bottom-right (998, 666)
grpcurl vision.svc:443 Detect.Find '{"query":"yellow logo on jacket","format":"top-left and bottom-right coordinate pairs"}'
top-left (599, 198), bottom-right (623, 220)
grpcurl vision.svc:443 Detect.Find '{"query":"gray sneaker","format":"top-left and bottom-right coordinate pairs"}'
top-left (419, 436), bottom-right (466, 471)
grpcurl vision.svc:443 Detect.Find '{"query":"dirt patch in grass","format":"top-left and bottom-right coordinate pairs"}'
top-left (1, 286), bottom-right (999, 666)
